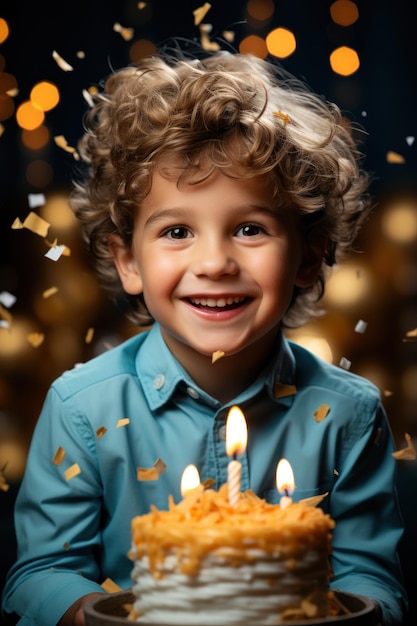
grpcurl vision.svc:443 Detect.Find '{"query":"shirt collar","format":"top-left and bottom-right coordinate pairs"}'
top-left (136, 324), bottom-right (297, 411)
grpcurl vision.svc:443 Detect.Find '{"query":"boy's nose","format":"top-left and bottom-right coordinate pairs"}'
top-left (191, 238), bottom-right (239, 279)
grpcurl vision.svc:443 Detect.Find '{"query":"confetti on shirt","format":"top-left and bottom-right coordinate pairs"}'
top-left (117, 418), bottom-right (130, 428)
top-left (313, 403), bottom-right (330, 423)
top-left (137, 457), bottom-right (167, 481)
top-left (64, 463), bottom-right (81, 481)
top-left (52, 446), bottom-right (66, 466)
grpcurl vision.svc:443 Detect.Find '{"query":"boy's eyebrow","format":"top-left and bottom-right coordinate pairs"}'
top-left (143, 204), bottom-right (279, 227)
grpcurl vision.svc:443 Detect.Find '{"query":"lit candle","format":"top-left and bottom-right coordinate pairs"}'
top-left (180, 464), bottom-right (201, 497)
top-left (276, 458), bottom-right (295, 509)
top-left (225, 406), bottom-right (248, 507)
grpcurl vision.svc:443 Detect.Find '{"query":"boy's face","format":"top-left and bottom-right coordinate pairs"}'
top-left (112, 168), bottom-right (319, 363)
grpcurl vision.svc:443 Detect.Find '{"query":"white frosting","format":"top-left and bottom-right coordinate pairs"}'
top-left (130, 548), bottom-right (329, 624)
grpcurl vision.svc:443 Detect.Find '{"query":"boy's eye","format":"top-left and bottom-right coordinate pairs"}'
top-left (163, 226), bottom-right (192, 240)
top-left (235, 223), bottom-right (265, 237)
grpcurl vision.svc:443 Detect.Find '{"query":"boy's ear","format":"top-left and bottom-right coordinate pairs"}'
top-left (108, 235), bottom-right (143, 295)
top-left (295, 232), bottom-right (328, 288)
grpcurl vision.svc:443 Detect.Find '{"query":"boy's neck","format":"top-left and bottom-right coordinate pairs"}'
top-left (161, 327), bottom-right (281, 405)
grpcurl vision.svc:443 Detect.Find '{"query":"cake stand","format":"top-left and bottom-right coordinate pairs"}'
top-left (84, 589), bottom-right (381, 626)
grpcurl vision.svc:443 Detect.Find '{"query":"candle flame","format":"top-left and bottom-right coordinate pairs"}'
top-left (276, 458), bottom-right (295, 495)
top-left (226, 406), bottom-right (248, 457)
top-left (180, 464), bottom-right (200, 497)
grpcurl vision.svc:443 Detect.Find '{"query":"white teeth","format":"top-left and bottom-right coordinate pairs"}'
top-left (190, 296), bottom-right (245, 308)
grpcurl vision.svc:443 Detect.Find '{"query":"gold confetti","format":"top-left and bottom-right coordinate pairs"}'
top-left (52, 50), bottom-right (74, 72)
top-left (403, 327), bottom-right (417, 342)
top-left (64, 463), bottom-right (81, 481)
top-left (137, 457), bottom-right (167, 481)
top-left (52, 446), bottom-right (66, 466)
top-left (76, 51), bottom-right (85, 59)
top-left (117, 418), bottom-right (130, 428)
top-left (273, 110), bottom-right (292, 125)
top-left (313, 403), bottom-right (330, 423)
top-left (193, 2), bottom-right (211, 25)
top-left (300, 492), bottom-right (329, 507)
top-left (113, 22), bottom-right (134, 41)
top-left (85, 327), bottom-right (95, 344)
top-left (211, 349), bottom-right (225, 363)
top-left (101, 578), bottom-right (123, 593)
top-left (222, 30), bottom-right (235, 42)
top-left (386, 151), bottom-right (405, 164)
top-left (0, 303), bottom-right (13, 327)
top-left (199, 23), bottom-right (220, 51)
top-left (392, 433), bottom-right (416, 460)
top-left (54, 135), bottom-right (79, 160)
top-left (96, 426), bottom-right (107, 439)
top-left (27, 332), bottom-right (45, 347)
top-left (12, 211), bottom-right (50, 237)
top-left (63, 542), bottom-right (70, 550)
top-left (43, 286), bottom-right (58, 299)
top-left (274, 383), bottom-right (297, 399)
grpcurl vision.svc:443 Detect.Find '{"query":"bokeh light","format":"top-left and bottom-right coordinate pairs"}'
top-left (324, 263), bottom-right (372, 307)
top-left (266, 27), bottom-right (296, 58)
top-left (25, 159), bottom-right (53, 187)
top-left (16, 100), bottom-right (45, 130)
top-left (129, 39), bottom-right (157, 62)
top-left (239, 34), bottom-right (268, 58)
top-left (329, 46), bottom-right (360, 76)
top-left (0, 17), bottom-right (9, 44)
top-left (30, 81), bottom-right (60, 112)
top-left (21, 125), bottom-right (50, 150)
top-left (330, 0), bottom-right (359, 26)
top-left (381, 200), bottom-right (417, 244)
top-left (246, 0), bottom-right (275, 22)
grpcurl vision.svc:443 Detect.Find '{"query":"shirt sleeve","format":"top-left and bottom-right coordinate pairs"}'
top-left (329, 400), bottom-right (407, 626)
top-left (1, 385), bottom-right (106, 626)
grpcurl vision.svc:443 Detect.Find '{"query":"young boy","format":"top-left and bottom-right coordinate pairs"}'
top-left (2, 51), bottom-right (407, 626)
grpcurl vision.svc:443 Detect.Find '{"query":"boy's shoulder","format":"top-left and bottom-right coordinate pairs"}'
top-left (288, 339), bottom-right (381, 405)
top-left (52, 331), bottom-right (147, 399)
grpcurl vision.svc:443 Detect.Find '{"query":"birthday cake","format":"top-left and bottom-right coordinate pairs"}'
top-left (128, 483), bottom-right (335, 624)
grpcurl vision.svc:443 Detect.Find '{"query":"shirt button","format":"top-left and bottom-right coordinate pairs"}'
top-left (153, 374), bottom-right (165, 390)
top-left (219, 425), bottom-right (227, 441)
top-left (186, 387), bottom-right (199, 399)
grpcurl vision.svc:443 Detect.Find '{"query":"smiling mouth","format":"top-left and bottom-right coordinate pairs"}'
top-left (187, 296), bottom-right (248, 310)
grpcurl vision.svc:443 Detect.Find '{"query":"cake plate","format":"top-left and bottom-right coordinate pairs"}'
top-left (84, 589), bottom-right (381, 626)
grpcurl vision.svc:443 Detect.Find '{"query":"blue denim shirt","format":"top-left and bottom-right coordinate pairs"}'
top-left (2, 323), bottom-right (406, 625)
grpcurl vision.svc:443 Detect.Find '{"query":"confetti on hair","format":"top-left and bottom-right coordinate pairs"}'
top-left (101, 578), bottom-right (123, 593)
top-left (117, 418), bottom-right (130, 428)
top-left (386, 151), bottom-right (405, 164)
top-left (113, 22), bottom-right (134, 41)
top-left (43, 286), bottom-right (58, 299)
top-left (339, 357), bottom-right (351, 370)
top-left (313, 404), bottom-right (330, 423)
top-left (392, 433), bottom-right (416, 460)
top-left (52, 50), bottom-right (74, 72)
top-left (27, 332), bottom-right (45, 348)
top-left (52, 446), bottom-right (66, 466)
top-left (137, 457), bottom-right (167, 481)
top-left (64, 463), bottom-right (81, 481)
top-left (211, 349), bottom-right (225, 363)
top-left (354, 319), bottom-right (367, 334)
top-left (193, 2), bottom-right (211, 25)
top-left (85, 327), bottom-right (95, 344)
top-left (273, 110), bottom-right (292, 125)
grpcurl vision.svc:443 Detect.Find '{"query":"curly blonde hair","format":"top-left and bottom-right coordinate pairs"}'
top-left (70, 50), bottom-right (372, 327)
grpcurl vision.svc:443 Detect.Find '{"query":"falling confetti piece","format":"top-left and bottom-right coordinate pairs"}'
top-left (82, 89), bottom-right (94, 107)
top-left (43, 286), bottom-right (58, 299)
top-left (273, 110), bottom-right (292, 125)
top-left (85, 327), bottom-right (95, 344)
top-left (28, 193), bottom-right (46, 208)
top-left (52, 50), bottom-right (74, 72)
top-left (193, 2), bottom-right (211, 25)
top-left (0, 123), bottom-right (4, 137)
top-left (137, 457), bottom-right (167, 481)
top-left (222, 30), bottom-right (235, 42)
top-left (101, 578), bottom-right (123, 593)
top-left (392, 433), bottom-right (416, 460)
top-left (113, 22), bottom-right (134, 41)
top-left (383, 389), bottom-right (394, 397)
top-left (0, 304), bottom-right (13, 328)
top-left (405, 136), bottom-right (415, 146)
top-left (27, 332), bottom-right (45, 347)
top-left (386, 151), bottom-right (405, 164)
top-left (274, 383), bottom-right (297, 399)
top-left (0, 291), bottom-right (16, 308)
top-left (313, 403), bottom-right (330, 423)
top-left (12, 211), bottom-right (50, 237)
top-left (52, 446), bottom-right (66, 466)
top-left (0, 463), bottom-right (10, 492)
top-left (76, 51), bottom-right (85, 59)
top-left (199, 23), bottom-right (220, 51)
top-left (117, 418), bottom-right (130, 428)
top-left (45, 245), bottom-right (66, 261)
top-left (64, 463), bottom-right (81, 481)
top-left (354, 319), bottom-right (367, 334)
top-left (339, 357), bottom-right (351, 370)
top-left (54, 135), bottom-right (79, 160)
top-left (96, 426), bottom-right (107, 438)
top-left (211, 349), bottom-right (225, 363)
